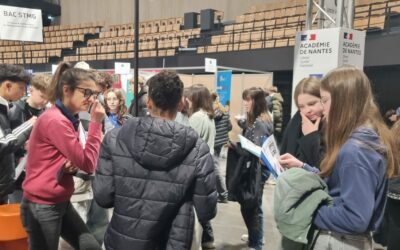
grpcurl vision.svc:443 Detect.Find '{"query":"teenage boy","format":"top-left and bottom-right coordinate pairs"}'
top-left (0, 64), bottom-right (35, 204)
top-left (8, 73), bottom-right (52, 203)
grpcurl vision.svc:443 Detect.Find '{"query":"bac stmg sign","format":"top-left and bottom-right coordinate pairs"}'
top-left (0, 5), bottom-right (43, 42)
top-left (291, 27), bottom-right (366, 115)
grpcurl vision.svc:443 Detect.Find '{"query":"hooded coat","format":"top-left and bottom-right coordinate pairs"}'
top-left (93, 116), bottom-right (217, 250)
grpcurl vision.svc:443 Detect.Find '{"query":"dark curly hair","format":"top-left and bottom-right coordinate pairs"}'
top-left (147, 71), bottom-right (183, 113)
top-left (0, 64), bottom-right (31, 85)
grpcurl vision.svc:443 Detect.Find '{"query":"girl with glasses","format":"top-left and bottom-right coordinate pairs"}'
top-left (20, 62), bottom-right (105, 250)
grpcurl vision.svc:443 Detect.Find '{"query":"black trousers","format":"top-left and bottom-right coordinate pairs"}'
top-left (20, 198), bottom-right (101, 250)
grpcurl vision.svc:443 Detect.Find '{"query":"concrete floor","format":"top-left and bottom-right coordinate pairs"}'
top-left (212, 183), bottom-right (280, 250)
top-left (211, 154), bottom-right (281, 250)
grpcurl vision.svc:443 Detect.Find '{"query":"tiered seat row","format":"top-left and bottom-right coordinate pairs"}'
top-left (197, 0), bottom-right (399, 54)
top-left (0, 22), bottom-right (103, 65)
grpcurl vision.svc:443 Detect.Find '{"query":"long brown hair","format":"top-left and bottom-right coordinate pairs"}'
top-left (320, 66), bottom-right (399, 178)
top-left (242, 87), bottom-right (271, 126)
top-left (188, 84), bottom-right (214, 119)
top-left (48, 62), bottom-right (96, 104)
top-left (294, 77), bottom-right (321, 108)
top-left (104, 88), bottom-right (127, 119)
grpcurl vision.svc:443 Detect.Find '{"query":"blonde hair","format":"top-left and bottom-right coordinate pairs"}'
top-left (30, 73), bottom-right (52, 93)
top-left (129, 75), bottom-right (145, 86)
top-left (320, 66), bottom-right (398, 178)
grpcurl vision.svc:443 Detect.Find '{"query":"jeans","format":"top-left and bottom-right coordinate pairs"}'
top-left (240, 184), bottom-right (264, 250)
top-left (86, 199), bottom-right (109, 246)
top-left (20, 198), bottom-right (101, 250)
top-left (213, 146), bottom-right (228, 200)
top-left (313, 231), bottom-right (372, 250)
top-left (200, 220), bottom-right (214, 243)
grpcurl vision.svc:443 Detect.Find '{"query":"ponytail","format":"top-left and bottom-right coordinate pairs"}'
top-left (48, 61), bottom-right (96, 104)
top-left (48, 62), bottom-right (72, 104)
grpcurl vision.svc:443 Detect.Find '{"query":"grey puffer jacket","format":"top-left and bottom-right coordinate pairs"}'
top-left (93, 116), bottom-right (217, 250)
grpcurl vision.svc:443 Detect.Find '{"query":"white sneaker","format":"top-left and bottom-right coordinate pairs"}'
top-left (241, 234), bottom-right (266, 244)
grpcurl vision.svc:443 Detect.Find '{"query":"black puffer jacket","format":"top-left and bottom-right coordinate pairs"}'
top-left (93, 116), bottom-right (217, 250)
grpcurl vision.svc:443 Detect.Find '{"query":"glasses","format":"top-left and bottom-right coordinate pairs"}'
top-left (75, 87), bottom-right (101, 99)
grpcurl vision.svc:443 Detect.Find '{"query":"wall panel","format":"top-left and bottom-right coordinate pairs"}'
top-left (60, 0), bottom-right (278, 26)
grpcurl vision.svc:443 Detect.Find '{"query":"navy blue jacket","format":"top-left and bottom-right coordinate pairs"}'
top-left (309, 127), bottom-right (388, 234)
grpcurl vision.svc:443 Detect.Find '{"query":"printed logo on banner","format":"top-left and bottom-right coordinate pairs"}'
top-left (309, 73), bottom-right (323, 78)
top-left (344, 32), bottom-right (353, 40)
top-left (300, 34), bottom-right (317, 41)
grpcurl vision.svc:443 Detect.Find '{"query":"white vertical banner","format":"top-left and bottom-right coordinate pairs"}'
top-left (339, 28), bottom-right (366, 68)
top-left (291, 27), bottom-right (365, 115)
top-left (0, 5), bottom-right (43, 42)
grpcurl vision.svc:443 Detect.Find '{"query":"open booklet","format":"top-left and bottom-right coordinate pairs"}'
top-left (238, 134), bottom-right (285, 178)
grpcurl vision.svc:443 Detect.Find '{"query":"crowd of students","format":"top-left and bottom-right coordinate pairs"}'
top-left (0, 61), bottom-right (399, 250)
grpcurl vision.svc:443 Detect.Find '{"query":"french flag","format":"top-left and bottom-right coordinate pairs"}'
top-left (309, 34), bottom-right (316, 40)
top-left (301, 35), bottom-right (307, 41)
top-left (344, 32), bottom-right (353, 40)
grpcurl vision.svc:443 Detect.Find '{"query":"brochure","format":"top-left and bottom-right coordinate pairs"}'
top-left (239, 134), bottom-right (284, 178)
top-left (238, 134), bottom-right (261, 157)
top-left (260, 135), bottom-right (285, 178)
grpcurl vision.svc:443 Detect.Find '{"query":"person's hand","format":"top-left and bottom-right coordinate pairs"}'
top-left (63, 160), bottom-right (79, 174)
top-left (279, 153), bottom-right (304, 169)
top-left (300, 112), bottom-right (321, 136)
top-left (90, 100), bottom-right (106, 123)
top-left (28, 116), bottom-right (37, 126)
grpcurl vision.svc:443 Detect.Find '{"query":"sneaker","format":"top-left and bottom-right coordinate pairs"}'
top-left (241, 234), bottom-right (266, 244)
top-left (218, 197), bottom-right (228, 203)
top-left (202, 241), bottom-right (216, 249)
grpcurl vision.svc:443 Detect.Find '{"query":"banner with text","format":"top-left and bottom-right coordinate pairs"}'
top-left (216, 70), bottom-right (232, 106)
top-left (291, 27), bottom-right (365, 115)
top-left (0, 5), bottom-right (43, 42)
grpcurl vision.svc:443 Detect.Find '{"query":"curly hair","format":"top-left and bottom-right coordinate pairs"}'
top-left (147, 71), bottom-right (183, 113)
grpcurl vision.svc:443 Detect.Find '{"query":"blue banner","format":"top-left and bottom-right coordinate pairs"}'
top-left (216, 70), bottom-right (232, 106)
